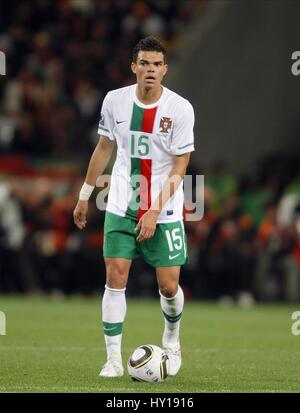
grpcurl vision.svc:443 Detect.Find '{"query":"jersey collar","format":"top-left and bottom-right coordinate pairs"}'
top-left (133, 84), bottom-right (165, 109)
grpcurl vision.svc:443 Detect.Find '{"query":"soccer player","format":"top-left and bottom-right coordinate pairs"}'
top-left (73, 36), bottom-right (195, 377)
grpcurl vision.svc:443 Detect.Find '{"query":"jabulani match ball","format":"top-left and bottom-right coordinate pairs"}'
top-left (127, 344), bottom-right (169, 383)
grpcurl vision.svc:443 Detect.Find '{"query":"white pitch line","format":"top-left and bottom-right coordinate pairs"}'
top-left (0, 346), bottom-right (220, 352)
top-left (0, 386), bottom-right (295, 393)
top-left (0, 386), bottom-right (147, 393)
top-left (2, 346), bottom-right (296, 355)
top-left (0, 346), bottom-right (102, 351)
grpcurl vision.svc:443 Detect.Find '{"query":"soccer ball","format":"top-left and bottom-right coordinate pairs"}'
top-left (127, 344), bottom-right (169, 383)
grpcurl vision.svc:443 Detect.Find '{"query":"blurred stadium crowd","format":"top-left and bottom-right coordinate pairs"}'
top-left (1, 0), bottom-right (300, 303)
top-left (185, 157), bottom-right (300, 304)
top-left (0, 0), bottom-right (201, 157)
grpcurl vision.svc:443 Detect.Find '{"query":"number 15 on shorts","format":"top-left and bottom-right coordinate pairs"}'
top-left (165, 226), bottom-right (186, 261)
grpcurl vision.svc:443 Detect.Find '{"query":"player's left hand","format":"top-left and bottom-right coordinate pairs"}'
top-left (135, 209), bottom-right (159, 242)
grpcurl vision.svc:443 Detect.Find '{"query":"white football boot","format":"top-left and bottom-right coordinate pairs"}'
top-left (99, 359), bottom-right (124, 378)
top-left (163, 341), bottom-right (182, 376)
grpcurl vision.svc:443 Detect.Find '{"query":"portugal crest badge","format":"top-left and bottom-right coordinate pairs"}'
top-left (159, 117), bottom-right (173, 134)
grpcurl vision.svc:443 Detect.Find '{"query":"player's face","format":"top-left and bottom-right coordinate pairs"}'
top-left (131, 51), bottom-right (168, 91)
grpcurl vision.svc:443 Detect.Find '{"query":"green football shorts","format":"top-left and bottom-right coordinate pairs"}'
top-left (103, 211), bottom-right (188, 268)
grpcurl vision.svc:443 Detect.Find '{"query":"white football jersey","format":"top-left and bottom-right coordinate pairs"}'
top-left (98, 84), bottom-right (195, 223)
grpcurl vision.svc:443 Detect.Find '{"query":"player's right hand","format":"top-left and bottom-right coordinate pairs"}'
top-left (73, 200), bottom-right (88, 230)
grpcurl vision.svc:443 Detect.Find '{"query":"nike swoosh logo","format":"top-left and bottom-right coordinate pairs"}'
top-left (103, 327), bottom-right (117, 331)
top-left (169, 253), bottom-right (181, 260)
top-left (116, 120), bottom-right (126, 124)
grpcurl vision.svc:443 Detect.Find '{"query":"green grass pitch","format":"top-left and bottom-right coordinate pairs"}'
top-left (0, 296), bottom-right (299, 393)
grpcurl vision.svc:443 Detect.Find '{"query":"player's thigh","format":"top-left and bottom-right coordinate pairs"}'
top-left (139, 220), bottom-right (187, 268)
top-left (105, 257), bottom-right (132, 289)
top-left (103, 211), bottom-right (138, 260)
top-left (156, 266), bottom-right (181, 298)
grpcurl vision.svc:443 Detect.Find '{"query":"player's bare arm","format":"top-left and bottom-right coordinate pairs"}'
top-left (135, 152), bottom-right (191, 242)
top-left (73, 135), bottom-right (115, 230)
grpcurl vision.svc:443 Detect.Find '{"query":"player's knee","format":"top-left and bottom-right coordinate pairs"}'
top-left (105, 260), bottom-right (127, 288)
top-left (106, 273), bottom-right (126, 289)
top-left (159, 284), bottom-right (178, 298)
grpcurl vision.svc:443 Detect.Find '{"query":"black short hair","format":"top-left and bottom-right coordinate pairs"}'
top-left (132, 36), bottom-right (167, 63)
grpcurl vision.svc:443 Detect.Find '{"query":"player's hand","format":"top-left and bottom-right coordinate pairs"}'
top-left (135, 209), bottom-right (159, 242)
top-left (73, 200), bottom-right (88, 230)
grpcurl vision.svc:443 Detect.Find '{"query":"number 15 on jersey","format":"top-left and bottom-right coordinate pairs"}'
top-left (131, 134), bottom-right (150, 157)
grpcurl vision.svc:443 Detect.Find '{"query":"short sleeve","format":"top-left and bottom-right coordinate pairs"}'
top-left (97, 93), bottom-right (115, 140)
top-left (170, 101), bottom-right (195, 155)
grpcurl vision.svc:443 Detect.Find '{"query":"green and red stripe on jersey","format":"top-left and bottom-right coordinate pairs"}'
top-left (130, 103), bottom-right (157, 133)
top-left (126, 103), bottom-right (157, 220)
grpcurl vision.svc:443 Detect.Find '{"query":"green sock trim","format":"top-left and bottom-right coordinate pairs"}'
top-left (103, 321), bottom-right (123, 336)
top-left (162, 311), bottom-right (182, 323)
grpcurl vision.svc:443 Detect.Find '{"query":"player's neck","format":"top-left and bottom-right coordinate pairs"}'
top-left (136, 84), bottom-right (163, 105)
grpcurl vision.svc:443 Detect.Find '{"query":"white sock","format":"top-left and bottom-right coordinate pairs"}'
top-left (102, 284), bottom-right (126, 363)
top-left (160, 285), bottom-right (184, 346)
